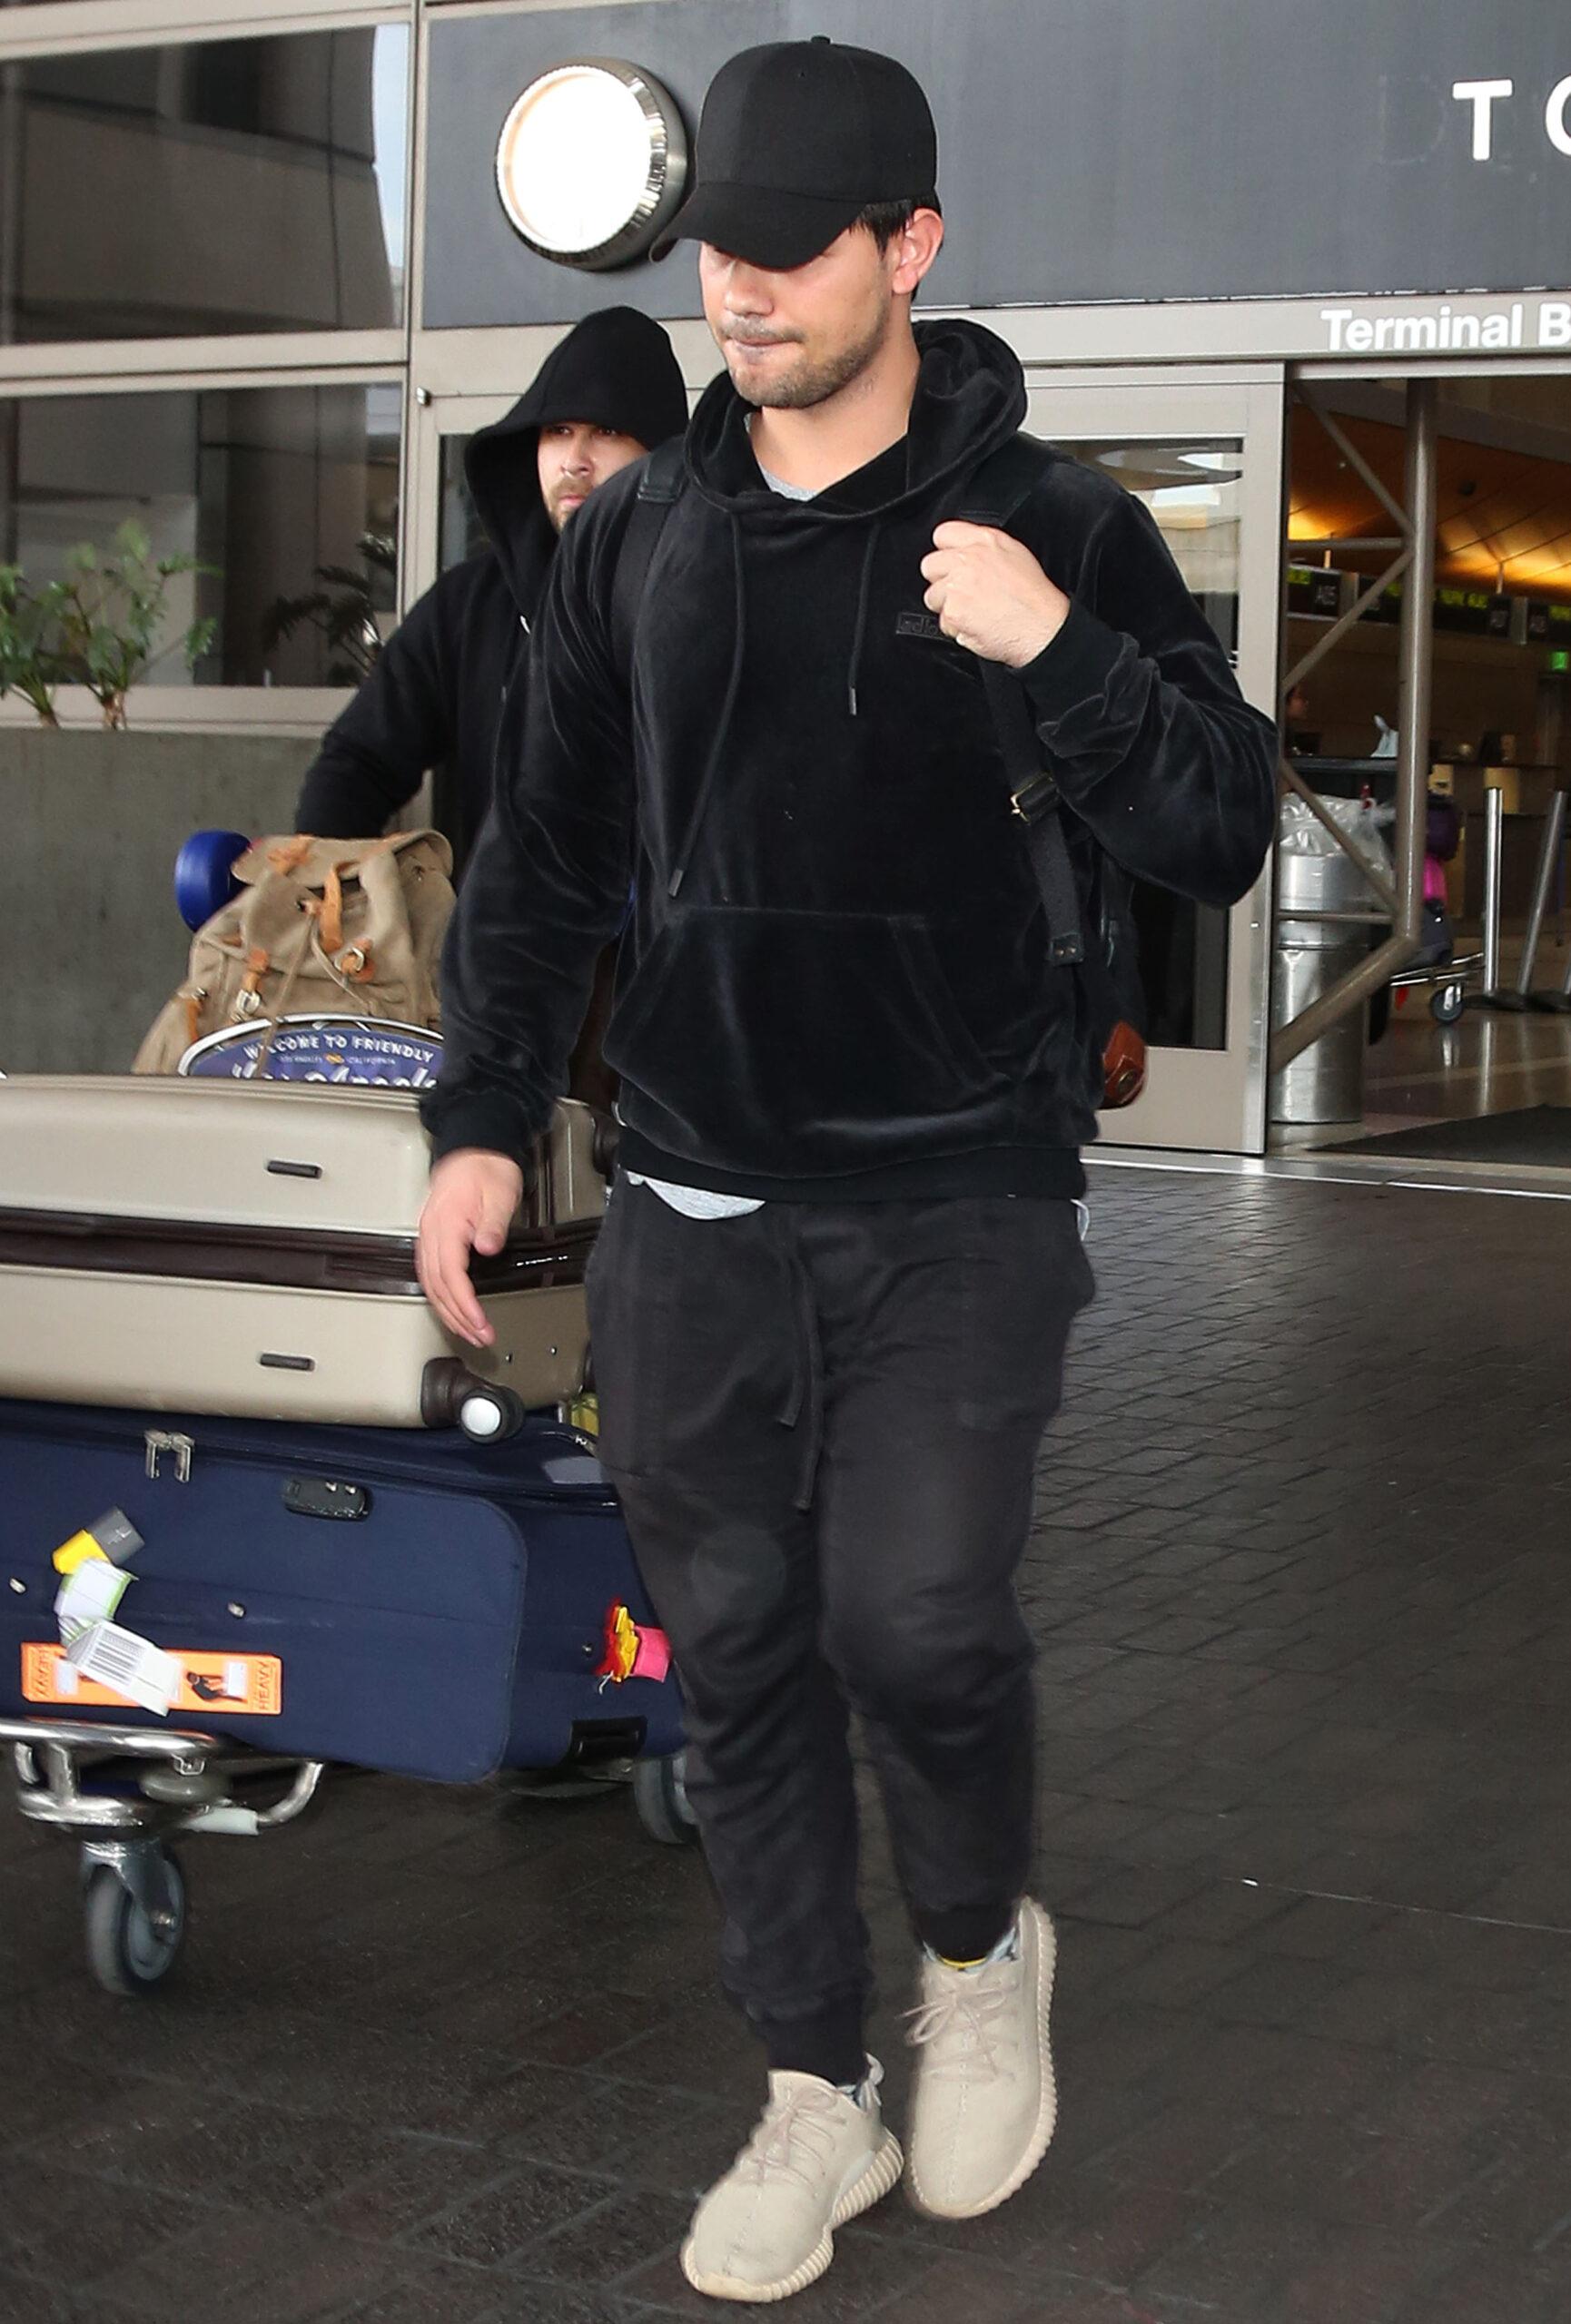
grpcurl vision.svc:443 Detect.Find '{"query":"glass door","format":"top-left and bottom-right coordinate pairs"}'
top-left (405, 391), bottom-right (519, 601)
top-left (1013, 366), bottom-right (1284, 1155)
top-left (398, 391), bottom-right (519, 832)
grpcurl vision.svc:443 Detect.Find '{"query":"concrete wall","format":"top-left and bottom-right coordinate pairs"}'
top-left (0, 728), bottom-right (317, 1074)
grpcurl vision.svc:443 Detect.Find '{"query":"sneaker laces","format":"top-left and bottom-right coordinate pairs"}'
top-left (904, 1958), bottom-right (1021, 2087)
top-left (733, 2083), bottom-right (848, 2194)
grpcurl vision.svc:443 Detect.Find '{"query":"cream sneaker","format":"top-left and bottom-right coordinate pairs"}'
top-left (904, 1898), bottom-right (1058, 2220)
top-left (680, 2062), bottom-right (904, 2303)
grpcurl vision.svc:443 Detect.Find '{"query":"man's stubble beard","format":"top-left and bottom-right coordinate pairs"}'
top-left (727, 299), bottom-right (892, 412)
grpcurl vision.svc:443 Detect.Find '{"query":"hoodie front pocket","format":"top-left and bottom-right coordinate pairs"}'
top-left (605, 906), bottom-right (1005, 1173)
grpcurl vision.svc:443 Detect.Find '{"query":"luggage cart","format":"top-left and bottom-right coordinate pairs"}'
top-left (1389, 944), bottom-right (1484, 1027)
top-left (0, 1394), bottom-right (698, 1998)
top-left (2, 888), bottom-right (696, 1998)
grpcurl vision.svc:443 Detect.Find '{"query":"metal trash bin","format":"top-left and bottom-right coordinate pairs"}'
top-left (1270, 796), bottom-right (1389, 1126)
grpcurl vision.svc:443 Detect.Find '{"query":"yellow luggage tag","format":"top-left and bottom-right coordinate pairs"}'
top-left (53, 1508), bottom-right (143, 1576)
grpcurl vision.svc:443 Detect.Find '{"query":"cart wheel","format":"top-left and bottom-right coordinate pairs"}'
top-left (632, 1751), bottom-right (699, 1847)
top-left (458, 1383), bottom-right (526, 1443)
top-left (83, 1854), bottom-right (186, 1995)
top-left (1430, 984), bottom-right (1466, 1025)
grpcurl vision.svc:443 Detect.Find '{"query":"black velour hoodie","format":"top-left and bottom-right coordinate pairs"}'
top-left (423, 320), bottom-right (1278, 1197)
top-left (293, 308), bottom-right (688, 866)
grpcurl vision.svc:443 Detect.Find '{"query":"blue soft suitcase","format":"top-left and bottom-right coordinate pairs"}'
top-left (0, 1397), bottom-right (684, 1782)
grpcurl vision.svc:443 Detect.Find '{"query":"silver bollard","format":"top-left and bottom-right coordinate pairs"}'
top-left (1481, 785), bottom-right (1505, 996)
top-left (1470, 784), bottom-right (1528, 1014)
top-left (1518, 789), bottom-right (1568, 1004)
top-left (1556, 916), bottom-right (1571, 1013)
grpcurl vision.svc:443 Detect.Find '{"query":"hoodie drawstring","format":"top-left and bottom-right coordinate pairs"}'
top-left (847, 523), bottom-right (881, 720)
top-left (667, 508), bottom-right (879, 893)
top-left (667, 514), bottom-right (747, 900)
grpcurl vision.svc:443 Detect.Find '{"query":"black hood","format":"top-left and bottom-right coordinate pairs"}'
top-left (684, 316), bottom-right (1028, 522)
top-left (465, 306), bottom-right (689, 619)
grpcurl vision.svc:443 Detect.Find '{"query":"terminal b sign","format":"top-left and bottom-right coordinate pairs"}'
top-left (1319, 302), bottom-right (1571, 357)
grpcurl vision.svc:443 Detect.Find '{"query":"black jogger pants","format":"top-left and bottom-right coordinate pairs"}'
top-left (586, 1183), bottom-right (1094, 2082)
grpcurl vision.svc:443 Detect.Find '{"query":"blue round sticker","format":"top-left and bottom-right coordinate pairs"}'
top-left (180, 1016), bottom-right (443, 1087)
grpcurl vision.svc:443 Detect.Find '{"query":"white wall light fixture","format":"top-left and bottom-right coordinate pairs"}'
top-left (495, 58), bottom-right (688, 271)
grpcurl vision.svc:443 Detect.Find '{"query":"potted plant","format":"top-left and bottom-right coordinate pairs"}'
top-left (0, 561), bottom-right (68, 725)
top-left (50, 523), bottom-right (216, 728)
top-left (262, 533), bottom-right (397, 685)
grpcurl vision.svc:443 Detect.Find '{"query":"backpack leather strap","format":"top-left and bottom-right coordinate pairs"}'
top-left (960, 438), bottom-right (1086, 967)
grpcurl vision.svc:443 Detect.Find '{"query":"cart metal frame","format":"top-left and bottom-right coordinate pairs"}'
top-left (2, 1715), bottom-right (325, 1991)
top-left (1389, 945), bottom-right (1485, 1026)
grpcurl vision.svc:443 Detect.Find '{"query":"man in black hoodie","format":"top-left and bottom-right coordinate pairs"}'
top-left (420, 41), bottom-right (1277, 2302)
top-left (293, 306), bottom-right (688, 866)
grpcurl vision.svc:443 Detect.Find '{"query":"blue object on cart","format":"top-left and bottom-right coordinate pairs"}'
top-left (0, 1399), bottom-right (683, 1783)
top-left (174, 829), bottom-right (250, 931)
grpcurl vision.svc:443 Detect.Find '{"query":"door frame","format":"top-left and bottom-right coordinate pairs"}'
top-left (404, 386), bottom-right (521, 612)
top-left (1010, 359), bottom-right (1286, 1155)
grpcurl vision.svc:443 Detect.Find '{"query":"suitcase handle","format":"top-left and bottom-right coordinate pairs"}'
top-left (589, 1110), bottom-right (620, 1182)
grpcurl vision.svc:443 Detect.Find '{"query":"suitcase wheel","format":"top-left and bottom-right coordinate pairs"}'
top-left (83, 1847), bottom-right (186, 1996)
top-left (458, 1384), bottom-right (527, 1443)
top-left (421, 1357), bottom-right (526, 1442)
top-left (632, 1751), bottom-right (700, 1848)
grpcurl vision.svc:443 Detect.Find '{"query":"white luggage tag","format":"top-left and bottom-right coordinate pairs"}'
top-left (64, 1621), bottom-right (181, 1717)
top-left (54, 1559), bottom-right (133, 1641)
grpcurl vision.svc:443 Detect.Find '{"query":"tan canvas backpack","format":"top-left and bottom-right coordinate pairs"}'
top-left (134, 832), bottom-right (455, 1075)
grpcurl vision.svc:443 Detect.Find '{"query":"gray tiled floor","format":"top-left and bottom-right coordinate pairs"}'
top-left (5, 1166), bottom-right (1571, 2322)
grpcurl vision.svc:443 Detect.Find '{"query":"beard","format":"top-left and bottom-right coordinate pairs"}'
top-left (723, 300), bottom-right (891, 411)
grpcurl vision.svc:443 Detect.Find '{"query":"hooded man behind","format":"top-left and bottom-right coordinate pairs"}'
top-left (293, 306), bottom-right (688, 869)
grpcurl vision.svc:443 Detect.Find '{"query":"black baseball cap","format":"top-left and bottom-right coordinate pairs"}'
top-left (652, 37), bottom-right (939, 271)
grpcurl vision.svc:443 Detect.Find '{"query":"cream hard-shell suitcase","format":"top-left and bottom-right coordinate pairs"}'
top-left (0, 1077), bottom-right (603, 1433)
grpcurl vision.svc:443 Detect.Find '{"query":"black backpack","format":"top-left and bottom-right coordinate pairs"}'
top-left (610, 434), bottom-right (1147, 1105)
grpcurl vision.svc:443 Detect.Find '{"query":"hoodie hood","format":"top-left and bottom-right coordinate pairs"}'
top-left (684, 316), bottom-right (1028, 522)
top-left (465, 306), bottom-right (689, 619)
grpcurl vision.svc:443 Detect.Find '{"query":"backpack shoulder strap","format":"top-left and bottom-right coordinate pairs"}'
top-left (963, 434), bottom-right (1086, 966)
top-left (610, 437), bottom-right (687, 671)
top-left (955, 432), bottom-right (1056, 532)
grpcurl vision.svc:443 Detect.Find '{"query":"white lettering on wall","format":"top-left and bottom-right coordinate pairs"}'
top-left (1452, 77), bottom-right (1514, 160)
top-left (1547, 75), bottom-right (1571, 157)
top-left (1320, 300), bottom-right (1571, 354)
